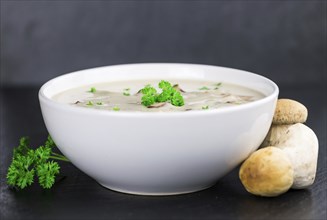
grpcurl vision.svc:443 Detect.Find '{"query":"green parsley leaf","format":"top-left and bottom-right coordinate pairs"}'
top-left (141, 85), bottom-right (158, 106)
top-left (215, 82), bottom-right (222, 87)
top-left (140, 80), bottom-right (185, 107)
top-left (37, 161), bottom-right (60, 189)
top-left (141, 85), bottom-right (157, 95)
top-left (214, 82), bottom-right (222, 90)
top-left (141, 95), bottom-right (156, 106)
top-left (202, 105), bottom-right (209, 110)
top-left (6, 136), bottom-right (69, 190)
top-left (156, 88), bottom-right (173, 103)
top-left (86, 101), bottom-right (93, 106)
top-left (199, 86), bottom-right (210, 90)
top-left (123, 88), bottom-right (130, 96)
top-left (171, 91), bottom-right (184, 106)
top-left (158, 80), bottom-right (172, 90)
top-left (89, 87), bottom-right (96, 93)
top-left (13, 137), bottom-right (30, 159)
top-left (113, 106), bottom-right (120, 111)
top-left (45, 136), bottom-right (55, 149)
top-left (35, 145), bottom-right (51, 165)
top-left (7, 154), bottom-right (35, 189)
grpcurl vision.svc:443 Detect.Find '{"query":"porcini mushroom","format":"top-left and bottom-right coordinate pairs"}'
top-left (239, 98), bottom-right (319, 196)
top-left (261, 123), bottom-right (319, 189)
top-left (273, 99), bottom-right (308, 125)
top-left (239, 147), bottom-right (294, 197)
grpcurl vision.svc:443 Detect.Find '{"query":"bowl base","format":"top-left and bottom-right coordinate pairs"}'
top-left (97, 182), bottom-right (216, 196)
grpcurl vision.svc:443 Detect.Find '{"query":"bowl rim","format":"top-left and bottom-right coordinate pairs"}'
top-left (39, 63), bottom-right (279, 118)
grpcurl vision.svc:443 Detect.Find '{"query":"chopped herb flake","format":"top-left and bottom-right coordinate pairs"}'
top-left (113, 106), bottom-right (120, 111)
top-left (202, 105), bottom-right (209, 110)
top-left (96, 102), bottom-right (103, 105)
top-left (199, 86), bottom-right (210, 90)
top-left (214, 82), bottom-right (222, 90)
top-left (89, 87), bottom-right (96, 93)
top-left (86, 101), bottom-right (93, 106)
top-left (217, 82), bottom-right (222, 86)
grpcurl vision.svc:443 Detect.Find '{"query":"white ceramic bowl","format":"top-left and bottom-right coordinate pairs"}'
top-left (39, 63), bottom-right (278, 195)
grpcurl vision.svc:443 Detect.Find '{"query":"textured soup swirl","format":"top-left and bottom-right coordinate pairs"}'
top-left (52, 79), bottom-right (265, 112)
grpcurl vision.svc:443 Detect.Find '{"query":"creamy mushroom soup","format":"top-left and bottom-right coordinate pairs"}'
top-left (52, 79), bottom-right (265, 112)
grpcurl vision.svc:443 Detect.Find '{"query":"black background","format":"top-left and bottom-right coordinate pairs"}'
top-left (1, 1), bottom-right (326, 87)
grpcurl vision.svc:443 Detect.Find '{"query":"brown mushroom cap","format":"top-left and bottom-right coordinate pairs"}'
top-left (239, 147), bottom-right (294, 197)
top-left (272, 99), bottom-right (308, 125)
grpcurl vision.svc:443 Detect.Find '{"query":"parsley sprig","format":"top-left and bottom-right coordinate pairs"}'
top-left (141, 80), bottom-right (184, 107)
top-left (6, 136), bottom-right (69, 190)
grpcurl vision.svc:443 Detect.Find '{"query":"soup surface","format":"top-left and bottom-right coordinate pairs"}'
top-left (52, 79), bottom-right (265, 112)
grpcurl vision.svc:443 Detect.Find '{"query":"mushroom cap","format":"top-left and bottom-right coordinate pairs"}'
top-left (273, 99), bottom-right (308, 125)
top-left (239, 147), bottom-right (294, 197)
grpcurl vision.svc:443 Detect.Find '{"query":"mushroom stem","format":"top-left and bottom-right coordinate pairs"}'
top-left (261, 123), bottom-right (319, 189)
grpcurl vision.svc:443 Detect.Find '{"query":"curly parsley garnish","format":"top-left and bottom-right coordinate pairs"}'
top-left (141, 80), bottom-right (184, 107)
top-left (6, 136), bottom-right (69, 190)
top-left (141, 85), bottom-right (158, 106)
